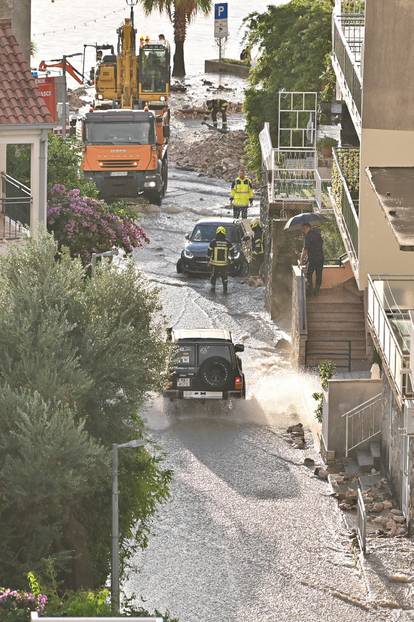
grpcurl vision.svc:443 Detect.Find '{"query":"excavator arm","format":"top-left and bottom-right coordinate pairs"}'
top-left (38, 59), bottom-right (84, 85)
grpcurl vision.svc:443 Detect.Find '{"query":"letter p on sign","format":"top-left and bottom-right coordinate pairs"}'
top-left (214, 2), bottom-right (228, 20)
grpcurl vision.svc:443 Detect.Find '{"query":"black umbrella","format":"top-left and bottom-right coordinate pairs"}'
top-left (284, 212), bottom-right (328, 231)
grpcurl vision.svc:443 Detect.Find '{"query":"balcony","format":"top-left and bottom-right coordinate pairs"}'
top-left (367, 275), bottom-right (414, 402)
top-left (329, 148), bottom-right (359, 274)
top-left (332, 0), bottom-right (365, 138)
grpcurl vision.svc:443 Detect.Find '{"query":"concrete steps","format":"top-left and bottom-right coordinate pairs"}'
top-left (305, 278), bottom-right (369, 371)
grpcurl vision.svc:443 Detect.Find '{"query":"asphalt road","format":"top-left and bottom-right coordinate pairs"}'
top-left (124, 168), bottom-right (389, 622)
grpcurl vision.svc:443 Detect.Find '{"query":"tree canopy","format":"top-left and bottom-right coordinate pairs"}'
top-left (0, 236), bottom-right (171, 589)
top-left (244, 0), bottom-right (333, 170)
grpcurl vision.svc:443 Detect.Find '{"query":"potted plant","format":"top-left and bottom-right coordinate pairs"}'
top-left (317, 136), bottom-right (338, 159)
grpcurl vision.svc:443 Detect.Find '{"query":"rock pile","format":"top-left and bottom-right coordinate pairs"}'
top-left (328, 473), bottom-right (407, 537)
top-left (169, 129), bottom-right (248, 183)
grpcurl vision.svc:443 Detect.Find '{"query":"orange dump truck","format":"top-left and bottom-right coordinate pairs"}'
top-left (81, 108), bottom-right (169, 204)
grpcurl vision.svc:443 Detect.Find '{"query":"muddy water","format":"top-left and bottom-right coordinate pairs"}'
top-left (32, 0), bottom-right (286, 80)
top-left (121, 169), bottom-right (383, 621)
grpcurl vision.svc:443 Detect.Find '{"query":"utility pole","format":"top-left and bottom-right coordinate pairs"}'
top-left (62, 55), bottom-right (67, 139)
top-left (52, 52), bottom-right (82, 138)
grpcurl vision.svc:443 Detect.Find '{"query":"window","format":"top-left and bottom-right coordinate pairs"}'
top-left (140, 47), bottom-right (169, 94)
top-left (173, 345), bottom-right (195, 367)
top-left (191, 224), bottom-right (238, 242)
top-left (198, 344), bottom-right (231, 365)
top-left (86, 121), bottom-right (154, 145)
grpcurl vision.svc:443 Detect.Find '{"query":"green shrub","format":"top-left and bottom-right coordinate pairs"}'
top-left (0, 236), bottom-right (171, 589)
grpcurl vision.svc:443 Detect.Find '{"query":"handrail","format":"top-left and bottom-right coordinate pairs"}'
top-left (0, 171), bottom-right (31, 196)
top-left (331, 149), bottom-right (359, 225)
top-left (305, 339), bottom-right (352, 371)
top-left (344, 392), bottom-right (383, 456)
top-left (341, 392), bottom-right (382, 418)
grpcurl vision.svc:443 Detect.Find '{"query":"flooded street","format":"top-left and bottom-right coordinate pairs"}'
top-left (124, 169), bottom-right (387, 621)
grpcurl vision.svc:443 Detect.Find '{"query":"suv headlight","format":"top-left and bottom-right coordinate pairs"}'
top-left (183, 249), bottom-right (194, 259)
top-left (233, 250), bottom-right (240, 260)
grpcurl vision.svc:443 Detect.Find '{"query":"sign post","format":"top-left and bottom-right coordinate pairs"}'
top-left (214, 2), bottom-right (228, 65)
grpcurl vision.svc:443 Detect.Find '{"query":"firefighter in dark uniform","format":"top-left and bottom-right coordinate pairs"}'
top-left (205, 99), bottom-right (228, 130)
top-left (208, 225), bottom-right (234, 293)
top-left (230, 168), bottom-right (254, 219)
top-left (251, 219), bottom-right (264, 276)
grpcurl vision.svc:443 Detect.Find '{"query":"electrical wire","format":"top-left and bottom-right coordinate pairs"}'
top-left (33, 8), bottom-right (127, 37)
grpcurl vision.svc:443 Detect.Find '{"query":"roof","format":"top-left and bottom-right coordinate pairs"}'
top-left (0, 19), bottom-right (53, 126)
top-left (172, 329), bottom-right (232, 342)
top-left (367, 167), bottom-right (414, 251)
top-left (85, 110), bottom-right (155, 123)
top-left (194, 217), bottom-right (237, 225)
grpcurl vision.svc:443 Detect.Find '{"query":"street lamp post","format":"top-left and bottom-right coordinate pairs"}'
top-left (111, 439), bottom-right (146, 613)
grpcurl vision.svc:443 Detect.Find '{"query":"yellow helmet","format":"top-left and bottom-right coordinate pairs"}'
top-left (216, 226), bottom-right (226, 235)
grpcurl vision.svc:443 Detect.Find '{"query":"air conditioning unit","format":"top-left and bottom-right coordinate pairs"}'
top-left (404, 400), bottom-right (414, 435)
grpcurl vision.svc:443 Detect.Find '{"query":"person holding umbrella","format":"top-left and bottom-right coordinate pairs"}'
top-left (300, 224), bottom-right (324, 296)
top-left (284, 213), bottom-right (326, 296)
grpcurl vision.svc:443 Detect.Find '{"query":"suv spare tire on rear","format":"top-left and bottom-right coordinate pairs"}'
top-left (199, 356), bottom-right (231, 389)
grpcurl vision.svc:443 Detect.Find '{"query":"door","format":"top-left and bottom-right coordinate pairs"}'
top-left (401, 434), bottom-right (410, 519)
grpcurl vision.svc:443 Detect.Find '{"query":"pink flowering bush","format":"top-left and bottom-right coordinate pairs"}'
top-left (0, 588), bottom-right (47, 622)
top-left (47, 184), bottom-right (149, 264)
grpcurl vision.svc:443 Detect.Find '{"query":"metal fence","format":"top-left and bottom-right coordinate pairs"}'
top-left (343, 391), bottom-right (382, 456)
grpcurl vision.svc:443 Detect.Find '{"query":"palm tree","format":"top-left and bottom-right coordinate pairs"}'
top-left (140, 0), bottom-right (212, 78)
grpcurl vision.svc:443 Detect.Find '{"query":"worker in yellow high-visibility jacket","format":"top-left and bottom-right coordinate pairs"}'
top-left (208, 226), bottom-right (234, 293)
top-left (230, 168), bottom-right (254, 219)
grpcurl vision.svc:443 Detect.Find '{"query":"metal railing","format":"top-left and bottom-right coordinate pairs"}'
top-left (367, 277), bottom-right (408, 398)
top-left (357, 484), bottom-right (367, 555)
top-left (331, 149), bottom-right (359, 265)
top-left (305, 340), bottom-right (352, 371)
top-left (367, 276), bottom-right (413, 399)
top-left (333, 16), bottom-right (363, 116)
top-left (343, 391), bottom-right (382, 456)
top-left (271, 149), bottom-right (317, 203)
top-left (0, 173), bottom-right (31, 240)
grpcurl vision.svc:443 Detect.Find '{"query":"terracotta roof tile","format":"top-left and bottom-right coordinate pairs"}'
top-left (0, 19), bottom-right (53, 125)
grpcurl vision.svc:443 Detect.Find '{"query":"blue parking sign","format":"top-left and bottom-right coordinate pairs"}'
top-left (214, 3), bottom-right (228, 20)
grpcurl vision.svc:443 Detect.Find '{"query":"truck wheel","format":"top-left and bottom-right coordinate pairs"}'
top-left (148, 190), bottom-right (163, 206)
top-left (162, 158), bottom-right (168, 197)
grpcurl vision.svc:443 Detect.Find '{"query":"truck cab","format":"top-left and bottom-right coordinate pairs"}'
top-left (81, 109), bottom-right (168, 203)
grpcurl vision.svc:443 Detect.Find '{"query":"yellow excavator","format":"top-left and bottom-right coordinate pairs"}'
top-left (80, 3), bottom-right (170, 203)
top-left (93, 3), bottom-right (170, 109)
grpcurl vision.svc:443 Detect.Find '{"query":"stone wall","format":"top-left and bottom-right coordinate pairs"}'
top-left (291, 265), bottom-right (307, 368)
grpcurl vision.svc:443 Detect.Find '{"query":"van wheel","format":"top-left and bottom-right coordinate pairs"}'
top-left (176, 258), bottom-right (183, 273)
